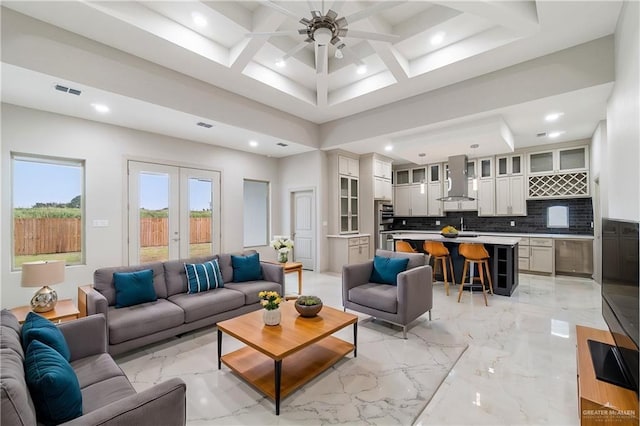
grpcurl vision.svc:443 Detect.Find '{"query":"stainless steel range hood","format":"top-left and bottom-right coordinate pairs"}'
top-left (437, 154), bottom-right (475, 201)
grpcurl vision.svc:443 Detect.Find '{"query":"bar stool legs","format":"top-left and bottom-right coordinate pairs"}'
top-left (457, 258), bottom-right (493, 306)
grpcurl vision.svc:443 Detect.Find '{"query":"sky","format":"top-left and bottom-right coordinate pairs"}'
top-left (13, 160), bottom-right (212, 211)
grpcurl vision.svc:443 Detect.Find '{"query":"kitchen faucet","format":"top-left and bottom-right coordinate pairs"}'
top-left (460, 217), bottom-right (464, 232)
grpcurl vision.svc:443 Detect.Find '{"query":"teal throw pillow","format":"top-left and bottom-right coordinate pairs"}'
top-left (185, 259), bottom-right (224, 293)
top-left (370, 256), bottom-right (410, 286)
top-left (21, 312), bottom-right (71, 362)
top-left (231, 253), bottom-right (263, 282)
top-left (113, 269), bottom-right (157, 308)
top-left (25, 340), bottom-right (83, 425)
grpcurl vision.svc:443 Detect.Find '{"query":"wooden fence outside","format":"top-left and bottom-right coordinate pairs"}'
top-left (14, 217), bottom-right (212, 255)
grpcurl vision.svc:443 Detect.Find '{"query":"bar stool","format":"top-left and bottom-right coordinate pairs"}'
top-left (395, 240), bottom-right (418, 253)
top-left (423, 241), bottom-right (455, 296)
top-left (457, 243), bottom-right (494, 306)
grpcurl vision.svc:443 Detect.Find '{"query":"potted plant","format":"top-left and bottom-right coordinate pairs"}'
top-left (258, 291), bottom-right (282, 325)
top-left (294, 295), bottom-right (323, 317)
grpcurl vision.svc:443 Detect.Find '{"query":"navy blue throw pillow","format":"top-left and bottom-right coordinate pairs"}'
top-left (21, 312), bottom-right (71, 362)
top-left (25, 340), bottom-right (83, 425)
top-left (231, 253), bottom-right (263, 282)
top-left (113, 269), bottom-right (157, 308)
top-left (370, 256), bottom-right (410, 286)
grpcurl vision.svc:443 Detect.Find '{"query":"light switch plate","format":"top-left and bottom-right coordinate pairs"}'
top-left (93, 219), bottom-right (109, 227)
top-left (435, 220), bottom-right (441, 225)
top-left (510, 221), bottom-right (515, 227)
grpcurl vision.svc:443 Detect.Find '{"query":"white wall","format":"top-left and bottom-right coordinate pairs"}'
top-left (278, 150), bottom-right (329, 271)
top-left (606, 1), bottom-right (640, 221)
top-left (1, 104), bottom-right (281, 309)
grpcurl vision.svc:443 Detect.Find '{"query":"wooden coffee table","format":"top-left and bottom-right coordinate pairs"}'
top-left (217, 302), bottom-right (358, 415)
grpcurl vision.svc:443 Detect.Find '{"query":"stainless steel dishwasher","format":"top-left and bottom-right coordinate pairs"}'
top-left (555, 239), bottom-right (594, 277)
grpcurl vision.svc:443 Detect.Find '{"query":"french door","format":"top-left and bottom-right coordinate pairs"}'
top-left (128, 161), bottom-right (221, 265)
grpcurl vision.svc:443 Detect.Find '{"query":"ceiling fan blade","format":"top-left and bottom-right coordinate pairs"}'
top-left (330, 0), bottom-right (345, 14)
top-left (258, 0), bottom-right (302, 20)
top-left (315, 44), bottom-right (328, 75)
top-left (342, 2), bottom-right (402, 25)
top-left (343, 30), bottom-right (399, 43)
top-left (246, 30), bottom-right (302, 38)
top-left (282, 41), bottom-right (309, 60)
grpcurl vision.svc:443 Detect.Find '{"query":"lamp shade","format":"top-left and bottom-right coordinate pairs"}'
top-left (21, 260), bottom-right (65, 288)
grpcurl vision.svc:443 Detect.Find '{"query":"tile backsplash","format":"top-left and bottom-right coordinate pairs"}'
top-left (393, 198), bottom-right (593, 235)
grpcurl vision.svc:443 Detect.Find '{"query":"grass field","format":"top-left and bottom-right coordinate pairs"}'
top-left (14, 243), bottom-right (212, 267)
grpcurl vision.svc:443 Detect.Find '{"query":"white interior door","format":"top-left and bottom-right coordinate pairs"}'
top-left (292, 190), bottom-right (314, 270)
top-left (128, 161), bottom-right (220, 265)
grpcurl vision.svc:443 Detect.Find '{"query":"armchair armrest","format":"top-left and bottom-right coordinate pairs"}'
top-left (61, 378), bottom-right (186, 426)
top-left (260, 262), bottom-right (285, 287)
top-left (82, 286), bottom-right (109, 319)
top-left (58, 314), bottom-right (107, 362)
top-left (396, 265), bottom-right (433, 323)
top-left (342, 261), bottom-right (374, 305)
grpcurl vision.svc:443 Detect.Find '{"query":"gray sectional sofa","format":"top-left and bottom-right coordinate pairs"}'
top-left (83, 251), bottom-right (284, 355)
top-left (0, 310), bottom-right (186, 425)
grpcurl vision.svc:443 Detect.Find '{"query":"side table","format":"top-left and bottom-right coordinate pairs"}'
top-left (11, 299), bottom-right (79, 324)
top-left (264, 261), bottom-right (304, 295)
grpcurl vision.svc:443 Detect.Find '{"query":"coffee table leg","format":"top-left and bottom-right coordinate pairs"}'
top-left (354, 322), bottom-right (358, 357)
top-left (274, 360), bottom-right (282, 415)
top-left (217, 329), bottom-right (222, 370)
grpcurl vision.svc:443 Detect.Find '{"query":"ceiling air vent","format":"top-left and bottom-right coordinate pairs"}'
top-left (54, 84), bottom-right (81, 95)
top-left (196, 122), bottom-right (213, 128)
top-left (536, 132), bottom-right (547, 137)
top-left (277, 142), bottom-right (288, 147)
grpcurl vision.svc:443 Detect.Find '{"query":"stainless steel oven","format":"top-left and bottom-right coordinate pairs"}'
top-left (376, 202), bottom-right (394, 250)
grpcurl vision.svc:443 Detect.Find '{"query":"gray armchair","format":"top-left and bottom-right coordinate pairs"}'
top-left (342, 249), bottom-right (433, 338)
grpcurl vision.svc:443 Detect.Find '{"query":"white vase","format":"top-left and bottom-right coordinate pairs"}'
top-left (278, 251), bottom-right (288, 263)
top-left (263, 308), bottom-right (281, 326)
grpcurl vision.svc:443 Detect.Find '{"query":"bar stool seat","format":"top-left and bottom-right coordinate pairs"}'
top-left (423, 241), bottom-right (455, 296)
top-left (457, 243), bottom-right (494, 306)
top-left (395, 240), bottom-right (418, 253)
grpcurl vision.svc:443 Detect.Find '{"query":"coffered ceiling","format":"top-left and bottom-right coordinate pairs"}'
top-left (0, 1), bottom-right (624, 163)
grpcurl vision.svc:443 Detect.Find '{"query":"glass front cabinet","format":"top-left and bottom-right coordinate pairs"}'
top-left (340, 176), bottom-right (359, 233)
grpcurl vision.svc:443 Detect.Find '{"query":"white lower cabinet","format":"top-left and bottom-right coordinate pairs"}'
top-left (328, 235), bottom-right (370, 273)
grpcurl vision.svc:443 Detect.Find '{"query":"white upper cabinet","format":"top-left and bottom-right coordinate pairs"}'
top-left (374, 159), bottom-right (392, 180)
top-left (528, 146), bottom-right (588, 175)
top-left (496, 154), bottom-right (523, 177)
top-left (338, 155), bottom-right (359, 177)
top-left (411, 167), bottom-right (426, 184)
top-left (395, 169), bottom-right (410, 185)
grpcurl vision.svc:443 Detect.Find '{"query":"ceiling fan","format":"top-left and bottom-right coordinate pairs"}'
top-left (247, 1), bottom-right (400, 75)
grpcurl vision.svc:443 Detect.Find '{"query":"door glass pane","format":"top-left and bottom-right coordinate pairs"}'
top-left (530, 153), bottom-right (552, 173)
top-left (430, 165), bottom-right (440, 182)
top-left (560, 148), bottom-right (585, 170)
top-left (351, 198), bottom-right (358, 215)
top-left (498, 158), bottom-right (507, 175)
top-left (352, 216), bottom-right (358, 231)
top-left (139, 172), bottom-right (169, 263)
top-left (481, 159), bottom-right (491, 178)
top-left (396, 170), bottom-right (409, 184)
top-left (466, 161), bottom-right (475, 178)
top-left (341, 198), bottom-right (348, 215)
top-left (340, 177), bottom-right (348, 196)
top-left (350, 179), bottom-right (358, 197)
top-left (512, 156), bottom-right (521, 174)
top-left (190, 178), bottom-right (213, 256)
top-left (412, 168), bottom-right (425, 183)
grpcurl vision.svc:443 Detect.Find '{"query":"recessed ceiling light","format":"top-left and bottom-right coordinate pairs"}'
top-left (545, 112), bottom-right (564, 122)
top-left (91, 103), bottom-right (109, 113)
top-left (275, 58), bottom-right (286, 68)
top-left (249, 140), bottom-right (259, 147)
top-left (430, 32), bottom-right (445, 46)
top-left (548, 131), bottom-right (565, 139)
top-left (191, 12), bottom-right (207, 28)
top-left (384, 145), bottom-right (393, 152)
top-left (356, 64), bottom-right (367, 75)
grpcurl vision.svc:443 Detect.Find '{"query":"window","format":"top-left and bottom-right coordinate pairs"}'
top-left (547, 205), bottom-right (569, 228)
top-left (243, 180), bottom-right (269, 247)
top-left (12, 154), bottom-right (85, 269)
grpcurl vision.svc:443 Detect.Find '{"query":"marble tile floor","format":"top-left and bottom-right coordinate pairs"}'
top-left (116, 270), bottom-right (605, 425)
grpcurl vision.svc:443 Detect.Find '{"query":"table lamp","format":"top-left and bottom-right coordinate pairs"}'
top-left (21, 260), bottom-right (65, 313)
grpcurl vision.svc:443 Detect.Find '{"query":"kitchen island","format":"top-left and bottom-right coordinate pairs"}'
top-left (393, 233), bottom-right (520, 296)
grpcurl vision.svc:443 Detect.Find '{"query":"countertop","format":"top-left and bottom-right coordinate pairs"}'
top-left (392, 233), bottom-right (521, 246)
top-left (382, 230), bottom-right (594, 240)
top-left (327, 233), bottom-right (371, 239)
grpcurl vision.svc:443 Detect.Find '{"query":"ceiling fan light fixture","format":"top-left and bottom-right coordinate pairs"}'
top-left (335, 48), bottom-right (344, 59)
top-left (311, 10), bottom-right (322, 18)
top-left (313, 27), bottom-right (332, 45)
top-left (326, 9), bottom-right (338, 20)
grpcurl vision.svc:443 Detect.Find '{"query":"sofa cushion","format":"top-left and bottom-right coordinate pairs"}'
top-left (21, 312), bottom-right (71, 361)
top-left (1, 348), bottom-right (37, 426)
top-left (349, 283), bottom-right (398, 314)
top-left (224, 281), bottom-right (283, 305)
top-left (185, 260), bottom-right (224, 293)
top-left (94, 262), bottom-right (167, 306)
top-left (163, 255), bottom-right (218, 297)
top-left (231, 253), bottom-right (263, 282)
top-left (80, 376), bottom-right (136, 415)
top-left (114, 269), bottom-right (157, 308)
top-left (25, 340), bottom-right (83, 425)
top-left (370, 256), bottom-right (409, 286)
top-left (168, 289), bottom-right (244, 323)
top-left (71, 353), bottom-right (126, 389)
top-left (1, 310), bottom-right (23, 359)
top-left (107, 299), bottom-right (184, 345)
